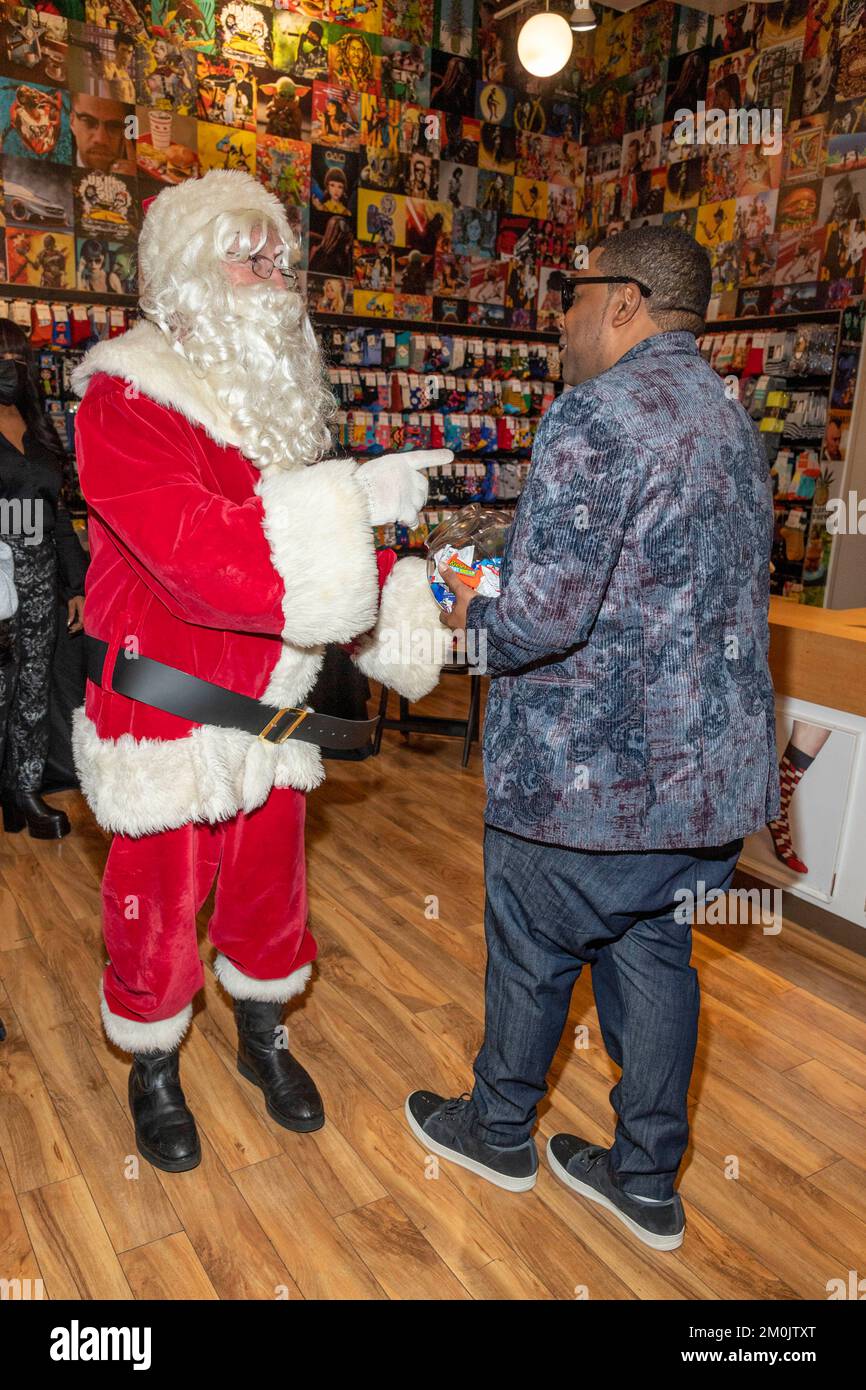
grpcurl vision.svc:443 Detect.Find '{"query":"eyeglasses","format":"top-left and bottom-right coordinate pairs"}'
top-left (553, 272), bottom-right (653, 315)
top-left (249, 253), bottom-right (299, 286)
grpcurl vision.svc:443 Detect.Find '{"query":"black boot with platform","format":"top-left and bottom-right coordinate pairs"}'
top-left (234, 997), bottom-right (324, 1132)
top-left (1, 789), bottom-right (71, 839)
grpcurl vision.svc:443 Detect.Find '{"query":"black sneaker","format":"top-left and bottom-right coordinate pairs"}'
top-left (547, 1135), bottom-right (685, 1251)
top-left (405, 1091), bottom-right (538, 1192)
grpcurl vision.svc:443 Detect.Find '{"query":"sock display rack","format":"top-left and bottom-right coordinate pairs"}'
top-left (0, 287), bottom-right (139, 522)
top-left (698, 303), bottom-right (864, 607)
top-left (318, 318), bottom-right (562, 554)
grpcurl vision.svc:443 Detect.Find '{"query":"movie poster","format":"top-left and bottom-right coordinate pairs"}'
top-left (354, 237), bottom-right (393, 288)
top-left (478, 121), bottom-right (515, 173)
top-left (0, 6), bottom-right (69, 86)
top-left (3, 156), bottom-right (74, 230)
top-left (215, 2), bottom-right (272, 68)
top-left (135, 106), bottom-right (199, 182)
top-left (136, 32), bottom-right (197, 111)
top-left (256, 134), bottom-right (311, 205)
top-left (381, 0), bottom-right (432, 47)
top-left (452, 203), bottom-right (496, 256)
top-left (195, 54), bottom-right (257, 128)
top-left (429, 48), bottom-right (476, 113)
top-left (512, 175), bottom-right (547, 220)
top-left (436, 0), bottom-right (474, 59)
top-left (306, 271), bottom-right (352, 312)
top-left (308, 210), bottom-right (354, 274)
top-left (272, 13), bottom-right (329, 81)
top-left (380, 36), bottom-right (429, 104)
top-left (310, 143), bottom-right (358, 226)
top-left (150, 0), bottom-right (216, 53)
top-left (405, 195), bottom-right (450, 253)
top-left (6, 225), bottom-right (74, 286)
top-left (476, 167), bottom-right (511, 215)
top-left (438, 160), bottom-right (477, 209)
top-left (433, 245), bottom-right (469, 294)
top-left (73, 165), bottom-right (137, 239)
top-left (328, 24), bottom-right (379, 90)
top-left (197, 118), bottom-right (256, 171)
top-left (310, 81), bottom-right (360, 145)
top-left (75, 234), bottom-right (137, 292)
top-left (326, 0), bottom-right (382, 34)
top-left (256, 74), bottom-right (312, 139)
top-left (356, 186), bottom-right (405, 243)
top-left (0, 78), bottom-right (71, 160)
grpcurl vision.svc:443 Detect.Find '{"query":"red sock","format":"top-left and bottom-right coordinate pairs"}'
top-left (768, 741), bottom-right (813, 873)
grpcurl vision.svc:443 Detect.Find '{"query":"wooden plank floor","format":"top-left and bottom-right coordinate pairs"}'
top-left (1, 678), bottom-right (866, 1300)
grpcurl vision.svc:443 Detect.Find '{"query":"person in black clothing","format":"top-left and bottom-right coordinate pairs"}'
top-left (0, 320), bottom-right (87, 838)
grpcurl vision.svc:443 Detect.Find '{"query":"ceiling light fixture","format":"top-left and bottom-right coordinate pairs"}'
top-left (568, 2), bottom-right (597, 32)
top-left (515, 2), bottom-right (574, 78)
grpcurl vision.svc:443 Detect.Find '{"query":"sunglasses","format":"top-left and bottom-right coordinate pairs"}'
top-left (553, 272), bottom-right (653, 315)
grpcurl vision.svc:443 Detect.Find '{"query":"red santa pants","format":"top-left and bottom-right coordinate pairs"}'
top-left (100, 787), bottom-right (317, 1052)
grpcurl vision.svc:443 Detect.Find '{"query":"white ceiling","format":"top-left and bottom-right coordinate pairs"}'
top-left (577, 0), bottom-right (767, 14)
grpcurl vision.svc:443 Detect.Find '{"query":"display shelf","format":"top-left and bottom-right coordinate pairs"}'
top-left (314, 310), bottom-right (560, 343)
top-left (0, 284), bottom-right (137, 308)
top-left (708, 309), bottom-right (842, 332)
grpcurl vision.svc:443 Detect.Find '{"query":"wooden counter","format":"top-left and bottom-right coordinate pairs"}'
top-left (769, 598), bottom-right (866, 719)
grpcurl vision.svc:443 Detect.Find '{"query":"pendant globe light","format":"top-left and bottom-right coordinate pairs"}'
top-left (516, 2), bottom-right (574, 78)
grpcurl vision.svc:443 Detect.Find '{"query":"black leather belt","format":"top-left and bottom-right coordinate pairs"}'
top-left (84, 635), bottom-right (379, 751)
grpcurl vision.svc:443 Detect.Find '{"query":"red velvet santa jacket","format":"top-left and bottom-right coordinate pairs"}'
top-left (71, 320), bottom-right (442, 838)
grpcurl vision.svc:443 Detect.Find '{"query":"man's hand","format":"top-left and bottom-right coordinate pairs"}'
top-left (438, 560), bottom-right (476, 631)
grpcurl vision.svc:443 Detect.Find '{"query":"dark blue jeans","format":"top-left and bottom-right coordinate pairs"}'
top-left (469, 825), bottom-right (743, 1199)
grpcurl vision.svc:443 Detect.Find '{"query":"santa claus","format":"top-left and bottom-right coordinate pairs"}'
top-left (72, 169), bottom-right (449, 1172)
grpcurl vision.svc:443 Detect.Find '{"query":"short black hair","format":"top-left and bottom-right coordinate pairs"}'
top-left (597, 225), bottom-right (712, 334)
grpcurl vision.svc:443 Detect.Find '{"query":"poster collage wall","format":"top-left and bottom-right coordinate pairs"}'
top-left (0, 0), bottom-right (863, 332)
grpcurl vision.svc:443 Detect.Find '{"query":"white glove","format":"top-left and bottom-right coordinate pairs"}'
top-left (0, 540), bottom-right (17, 620)
top-left (357, 449), bottom-right (454, 527)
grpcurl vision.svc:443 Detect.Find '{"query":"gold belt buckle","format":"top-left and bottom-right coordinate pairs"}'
top-left (259, 707), bottom-right (309, 744)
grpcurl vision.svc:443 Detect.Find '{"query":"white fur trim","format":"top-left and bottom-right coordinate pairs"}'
top-left (354, 556), bottom-right (446, 702)
top-left (255, 459), bottom-right (379, 647)
top-left (71, 319), bottom-right (244, 450)
top-left (100, 981), bottom-right (192, 1054)
top-left (213, 955), bottom-right (312, 1004)
top-left (73, 701), bottom-right (324, 837)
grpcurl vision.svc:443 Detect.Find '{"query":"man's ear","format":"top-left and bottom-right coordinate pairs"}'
top-left (611, 284), bottom-right (643, 327)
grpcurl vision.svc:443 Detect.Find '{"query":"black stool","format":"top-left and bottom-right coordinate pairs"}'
top-left (373, 666), bottom-right (482, 767)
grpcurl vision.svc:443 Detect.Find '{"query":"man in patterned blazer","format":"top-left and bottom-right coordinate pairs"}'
top-left (406, 225), bottom-right (780, 1252)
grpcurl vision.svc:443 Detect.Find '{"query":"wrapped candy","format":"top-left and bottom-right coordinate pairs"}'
top-left (425, 503), bottom-right (512, 612)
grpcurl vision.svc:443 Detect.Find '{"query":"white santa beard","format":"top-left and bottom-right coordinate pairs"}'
top-left (175, 282), bottom-right (334, 471)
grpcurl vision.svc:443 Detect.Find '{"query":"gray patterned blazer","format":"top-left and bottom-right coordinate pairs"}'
top-left (469, 330), bottom-right (781, 851)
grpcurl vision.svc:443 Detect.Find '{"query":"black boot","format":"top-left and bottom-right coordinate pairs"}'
top-left (129, 1049), bottom-right (202, 1173)
top-left (1, 789), bottom-right (70, 839)
top-left (234, 998), bottom-right (324, 1132)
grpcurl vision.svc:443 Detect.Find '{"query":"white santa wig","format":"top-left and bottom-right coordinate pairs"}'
top-left (138, 169), bottom-right (335, 472)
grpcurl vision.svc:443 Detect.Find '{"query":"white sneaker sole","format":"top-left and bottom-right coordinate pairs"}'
top-left (546, 1139), bottom-right (684, 1251)
top-left (404, 1099), bottom-right (537, 1192)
